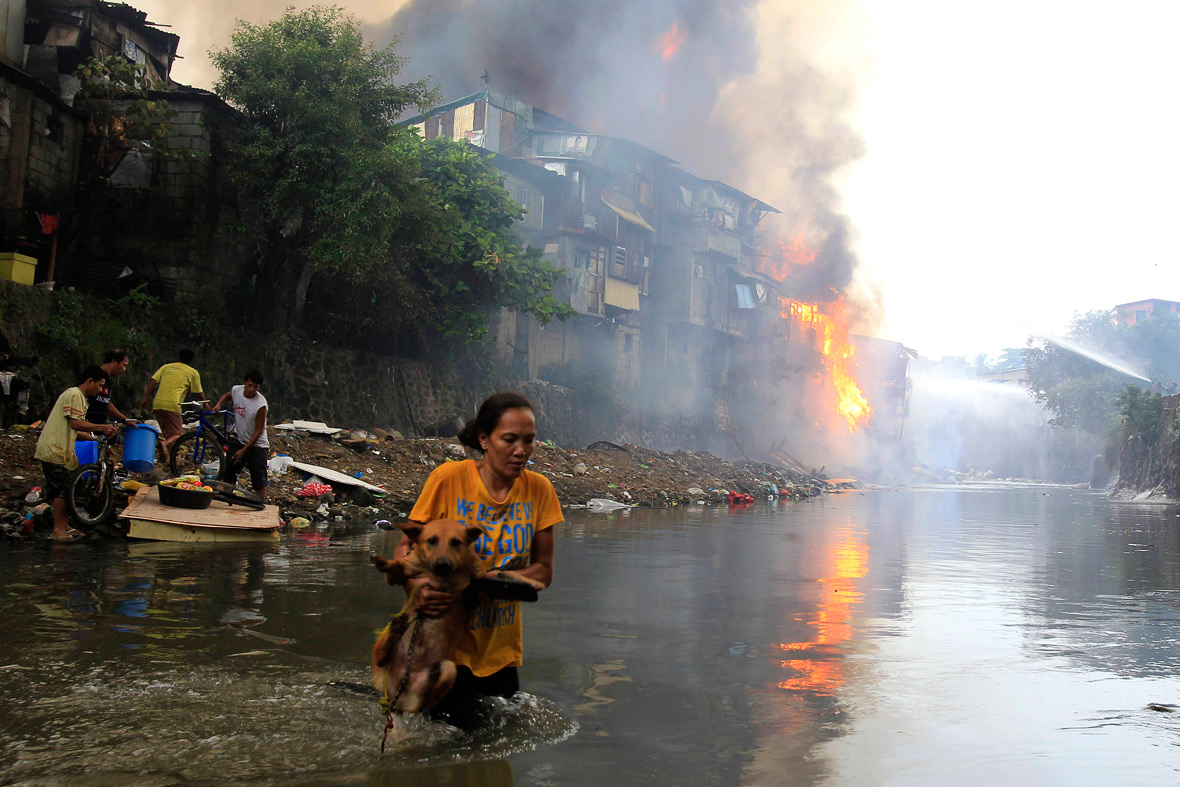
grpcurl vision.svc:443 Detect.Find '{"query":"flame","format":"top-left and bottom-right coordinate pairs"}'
top-left (655, 21), bottom-right (688, 62)
top-left (759, 233), bottom-right (819, 282)
top-left (779, 296), bottom-right (873, 432)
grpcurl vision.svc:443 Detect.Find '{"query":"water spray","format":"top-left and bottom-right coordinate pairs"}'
top-left (1020, 324), bottom-right (1152, 383)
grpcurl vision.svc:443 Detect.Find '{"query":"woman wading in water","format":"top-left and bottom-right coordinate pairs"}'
top-left (392, 392), bottom-right (561, 729)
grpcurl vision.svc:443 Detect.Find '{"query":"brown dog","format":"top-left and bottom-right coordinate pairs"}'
top-left (369, 519), bottom-right (545, 714)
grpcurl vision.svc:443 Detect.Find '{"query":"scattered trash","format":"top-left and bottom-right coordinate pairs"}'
top-left (121, 480), bottom-right (146, 492)
top-left (24, 487), bottom-right (41, 504)
top-left (288, 461), bottom-right (386, 493)
top-left (586, 498), bottom-right (630, 511)
top-left (315, 503), bottom-right (329, 516)
top-left (373, 519), bottom-right (396, 531)
top-left (687, 487), bottom-right (704, 496)
top-left (275, 420), bottom-right (343, 436)
top-left (296, 482), bottom-right (334, 498)
top-left (289, 517), bottom-right (311, 529)
top-left (267, 454), bottom-right (292, 474)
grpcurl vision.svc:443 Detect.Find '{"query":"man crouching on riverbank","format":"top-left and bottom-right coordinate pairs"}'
top-left (34, 367), bottom-right (118, 543)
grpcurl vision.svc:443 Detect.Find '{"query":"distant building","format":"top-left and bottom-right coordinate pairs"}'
top-left (1113, 298), bottom-right (1180, 327)
top-left (980, 366), bottom-right (1029, 387)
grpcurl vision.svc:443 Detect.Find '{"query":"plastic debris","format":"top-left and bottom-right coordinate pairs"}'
top-left (586, 498), bottom-right (630, 511)
top-left (289, 517), bottom-right (311, 529)
top-left (267, 455), bottom-right (292, 474)
top-left (296, 482), bottom-right (334, 498)
top-left (24, 487), bottom-right (41, 504)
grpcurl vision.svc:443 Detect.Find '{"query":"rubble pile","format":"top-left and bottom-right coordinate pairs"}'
top-left (0, 423), bottom-right (831, 539)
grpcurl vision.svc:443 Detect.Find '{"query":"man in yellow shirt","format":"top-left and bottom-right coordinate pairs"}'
top-left (34, 367), bottom-right (118, 542)
top-left (140, 349), bottom-right (204, 452)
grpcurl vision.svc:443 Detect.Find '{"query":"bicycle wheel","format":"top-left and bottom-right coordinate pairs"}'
top-left (170, 430), bottom-right (227, 480)
top-left (66, 463), bottom-right (114, 531)
top-left (205, 480), bottom-right (266, 511)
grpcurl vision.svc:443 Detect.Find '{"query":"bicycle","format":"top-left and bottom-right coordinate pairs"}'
top-left (169, 401), bottom-right (234, 480)
top-left (65, 431), bottom-right (118, 531)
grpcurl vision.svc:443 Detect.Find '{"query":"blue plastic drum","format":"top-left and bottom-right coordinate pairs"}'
top-left (75, 440), bottom-right (98, 465)
top-left (122, 423), bottom-right (161, 473)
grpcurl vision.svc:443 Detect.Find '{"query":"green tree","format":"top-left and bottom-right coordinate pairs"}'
top-left (211, 5), bottom-right (436, 330)
top-left (305, 137), bottom-right (573, 352)
top-left (397, 138), bottom-right (574, 342)
top-left (1024, 310), bottom-right (1175, 435)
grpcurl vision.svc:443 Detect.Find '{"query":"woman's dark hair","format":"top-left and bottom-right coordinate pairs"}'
top-left (457, 393), bottom-right (535, 451)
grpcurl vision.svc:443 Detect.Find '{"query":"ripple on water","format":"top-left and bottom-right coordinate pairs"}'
top-left (0, 659), bottom-right (577, 784)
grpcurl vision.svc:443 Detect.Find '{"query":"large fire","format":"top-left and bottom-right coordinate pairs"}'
top-left (780, 294), bottom-right (873, 432)
top-left (758, 232), bottom-right (818, 282)
top-left (655, 21), bottom-right (688, 62)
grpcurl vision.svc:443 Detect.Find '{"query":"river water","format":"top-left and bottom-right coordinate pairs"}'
top-left (2, 486), bottom-right (1180, 786)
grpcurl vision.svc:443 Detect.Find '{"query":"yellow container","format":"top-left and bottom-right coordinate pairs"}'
top-left (0, 253), bottom-right (36, 286)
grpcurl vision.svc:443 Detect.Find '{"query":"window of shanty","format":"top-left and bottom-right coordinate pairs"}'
top-left (637, 176), bottom-right (653, 207)
top-left (537, 135), bottom-right (561, 155)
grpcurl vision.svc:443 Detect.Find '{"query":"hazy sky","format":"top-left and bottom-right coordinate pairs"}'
top-left (137, 0), bottom-right (1180, 359)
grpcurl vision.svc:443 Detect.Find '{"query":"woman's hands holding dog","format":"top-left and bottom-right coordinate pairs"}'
top-left (408, 577), bottom-right (457, 617)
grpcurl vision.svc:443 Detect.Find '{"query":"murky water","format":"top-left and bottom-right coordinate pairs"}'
top-left (3, 487), bottom-right (1180, 786)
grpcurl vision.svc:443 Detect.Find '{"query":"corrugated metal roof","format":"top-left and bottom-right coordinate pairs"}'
top-left (602, 201), bottom-right (656, 233)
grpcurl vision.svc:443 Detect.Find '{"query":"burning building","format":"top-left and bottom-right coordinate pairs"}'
top-left (402, 89), bottom-right (909, 468)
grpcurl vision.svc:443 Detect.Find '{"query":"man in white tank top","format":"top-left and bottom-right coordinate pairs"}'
top-left (213, 369), bottom-right (269, 501)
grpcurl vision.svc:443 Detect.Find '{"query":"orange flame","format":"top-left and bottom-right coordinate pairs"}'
top-left (780, 296), bottom-right (873, 432)
top-left (655, 21), bottom-right (688, 62)
top-left (760, 233), bottom-right (819, 282)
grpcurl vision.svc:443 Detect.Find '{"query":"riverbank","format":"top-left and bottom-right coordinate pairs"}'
top-left (0, 424), bottom-right (829, 539)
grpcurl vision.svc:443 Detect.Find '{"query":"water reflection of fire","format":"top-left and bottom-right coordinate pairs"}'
top-left (774, 527), bottom-right (868, 695)
top-left (780, 294), bottom-right (873, 432)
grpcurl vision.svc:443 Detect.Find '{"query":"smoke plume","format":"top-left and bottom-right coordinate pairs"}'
top-left (371, 0), bottom-right (871, 301)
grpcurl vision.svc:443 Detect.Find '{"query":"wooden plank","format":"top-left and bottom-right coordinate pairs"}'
top-left (127, 519), bottom-right (279, 543)
top-left (119, 486), bottom-right (281, 530)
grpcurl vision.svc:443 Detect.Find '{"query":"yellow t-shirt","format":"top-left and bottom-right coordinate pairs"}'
top-left (409, 459), bottom-right (562, 677)
top-left (150, 362), bottom-right (203, 413)
top-left (34, 387), bottom-right (87, 470)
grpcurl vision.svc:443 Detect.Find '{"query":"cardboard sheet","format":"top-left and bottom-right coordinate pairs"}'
top-left (119, 487), bottom-right (282, 530)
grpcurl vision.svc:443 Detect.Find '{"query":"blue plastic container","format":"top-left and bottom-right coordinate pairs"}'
top-left (75, 440), bottom-right (98, 465)
top-left (122, 423), bottom-right (160, 473)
